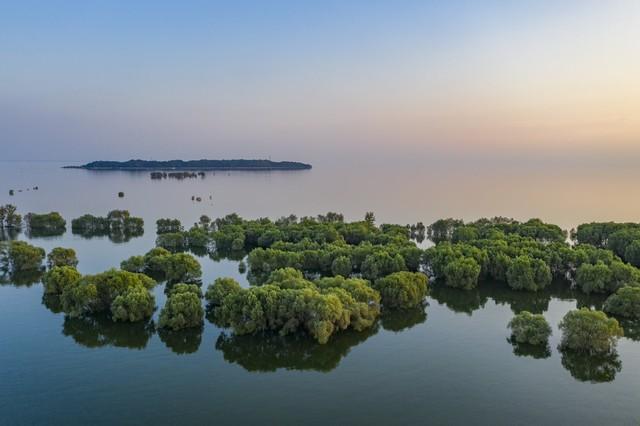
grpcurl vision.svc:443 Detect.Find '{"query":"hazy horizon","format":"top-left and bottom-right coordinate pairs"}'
top-left (2, 1), bottom-right (639, 164)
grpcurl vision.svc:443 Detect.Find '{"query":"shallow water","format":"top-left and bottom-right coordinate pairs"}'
top-left (1, 161), bottom-right (639, 425)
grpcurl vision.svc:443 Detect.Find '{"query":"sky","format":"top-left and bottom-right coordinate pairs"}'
top-left (1, 0), bottom-right (639, 164)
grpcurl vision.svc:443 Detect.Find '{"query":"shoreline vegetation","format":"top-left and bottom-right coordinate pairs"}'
top-left (64, 159), bottom-right (313, 171)
top-left (1, 207), bottom-right (639, 374)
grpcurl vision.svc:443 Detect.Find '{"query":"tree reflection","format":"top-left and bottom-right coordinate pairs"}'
top-left (25, 228), bottom-right (65, 238)
top-left (429, 284), bottom-right (488, 315)
top-left (0, 228), bottom-right (20, 241)
top-left (71, 228), bottom-right (143, 244)
top-left (507, 337), bottom-right (551, 359)
top-left (560, 349), bottom-right (622, 383)
top-left (431, 280), bottom-right (608, 316)
top-left (62, 315), bottom-right (153, 350)
top-left (42, 294), bottom-right (64, 314)
top-left (0, 268), bottom-right (43, 287)
top-left (159, 326), bottom-right (203, 355)
top-left (380, 305), bottom-right (427, 332)
top-left (617, 319), bottom-right (640, 341)
top-left (215, 325), bottom-right (379, 373)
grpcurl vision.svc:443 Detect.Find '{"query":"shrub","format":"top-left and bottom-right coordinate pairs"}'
top-left (443, 257), bottom-right (481, 290)
top-left (47, 247), bottom-right (78, 269)
top-left (508, 311), bottom-right (551, 345)
top-left (42, 266), bottom-right (82, 295)
top-left (158, 284), bottom-right (204, 330)
top-left (575, 262), bottom-right (613, 294)
top-left (111, 285), bottom-right (155, 322)
top-left (373, 271), bottom-right (428, 309)
top-left (205, 278), bottom-right (243, 306)
top-left (506, 255), bottom-right (551, 291)
top-left (603, 286), bottom-right (640, 319)
top-left (2, 241), bottom-right (45, 272)
top-left (331, 255), bottom-right (352, 277)
top-left (558, 308), bottom-right (623, 354)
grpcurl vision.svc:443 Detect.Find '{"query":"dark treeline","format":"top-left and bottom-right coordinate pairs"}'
top-left (71, 210), bottom-right (144, 242)
top-left (67, 159), bottom-right (312, 171)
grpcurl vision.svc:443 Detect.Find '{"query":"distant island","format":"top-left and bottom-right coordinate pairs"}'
top-left (65, 159), bottom-right (312, 171)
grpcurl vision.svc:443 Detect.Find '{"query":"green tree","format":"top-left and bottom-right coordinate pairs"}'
top-left (575, 261), bottom-right (613, 294)
top-left (374, 271), bottom-right (428, 309)
top-left (42, 266), bottom-right (81, 295)
top-left (623, 240), bottom-right (640, 267)
top-left (603, 286), bottom-right (640, 319)
top-left (506, 256), bottom-right (551, 291)
top-left (205, 277), bottom-right (243, 306)
top-left (443, 257), bottom-right (481, 290)
top-left (558, 308), bottom-right (623, 354)
top-left (163, 253), bottom-right (202, 284)
top-left (508, 311), bottom-right (552, 345)
top-left (158, 283), bottom-right (204, 330)
top-left (47, 247), bottom-right (78, 269)
top-left (111, 285), bottom-right (155, 322)
top-left (3, 241), bottom-right (45, 272)
top-left (0, 204), bottom-right (22, 228)
top-left (331, 255), bottom-right (352, 277)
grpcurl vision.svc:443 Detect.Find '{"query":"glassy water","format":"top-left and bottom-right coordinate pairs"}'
top-left (1, 161), bottom-right (639, 425)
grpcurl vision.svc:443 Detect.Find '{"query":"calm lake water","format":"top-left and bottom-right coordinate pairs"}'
top-left (1, 160), bottom-right (639, 425)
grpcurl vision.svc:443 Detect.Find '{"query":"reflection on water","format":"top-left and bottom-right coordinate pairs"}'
top-left (379, 306), bottom-right (427, 332)
top-left (0, 268), bottom-right (43, 286)
top-left (71, 228), bottom-right (144, 244)
top-left (158, 326), bottom-right (203, 355)
top-left (62, 315), bottom-right (154, 350)
top-left (507, 338), bottom-right (551, 359)
top-left (215, 325), bottom-right (379, 373)
top-left (42, 294), bottom-right (63, 313)
top-left (25, 228), bottom-right (65, 238)
top-left (430, 280), bottom-right (607, 315)
top-left (560, 349), bottom-right (622, 383)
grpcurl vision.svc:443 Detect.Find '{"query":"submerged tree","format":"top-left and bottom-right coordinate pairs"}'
top-left (158, 283), bottom-right (204, 331)
top-left (47, 247), bottom-right (78, 269)
top-left (373, 271), bottom-right (428, 309)
top-left (443, 257), bottom-right (481, 290)
top-left (558, 308), bottom-right (623, 354)
top-left (507, 311), bottom-right (551, 345)
top-left (603, 286), bottom-right (640, 319)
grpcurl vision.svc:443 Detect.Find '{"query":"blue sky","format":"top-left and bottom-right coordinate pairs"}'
top-left (1, 1), bottom-right (639, 162)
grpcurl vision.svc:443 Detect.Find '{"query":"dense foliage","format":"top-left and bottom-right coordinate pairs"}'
top-left (158, 283), bottom-right (204, 330)
top-left (507, 311), bottom-right (552, 345)
top-left (0, 204), bottom-right (22, 229)
top-left (59, 269), bottom-right (156, 321)
top-left (72, 210), bottom-right (144, 241)
top-left (43, 266), bottom-right (82, 295)
top-left (558, 308), bottom-right (623, 354)
top-left (603, 286), bottom-right (640, 319)
top-left (0, 240), bottom-right (45, 273)
top-left (47, 247), bottom-right (78, 269)
top-left (121, 248), bottom-right (202, 285)
top-left (207, 268), bottom-right (381, 343)
top-left (373, 271), bottom-right (428, 309)
top-left (24, 212), bottom-right (66, 234)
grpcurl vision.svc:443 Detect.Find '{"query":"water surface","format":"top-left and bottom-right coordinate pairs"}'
top-left (1, 161), bottom-right (639, 425)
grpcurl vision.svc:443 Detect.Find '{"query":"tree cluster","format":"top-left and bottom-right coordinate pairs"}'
top-left (206, 268), bottom-right (382, 344)
top-left (120, 247), bottom-right (202, 285)
top-left (71, 210), bottom-right (144, 241)
top-left (0, 204), bottom-right (22, 229)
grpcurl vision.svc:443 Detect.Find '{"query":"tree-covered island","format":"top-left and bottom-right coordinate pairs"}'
top-left (64, 159), bottom-right (312, 171)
